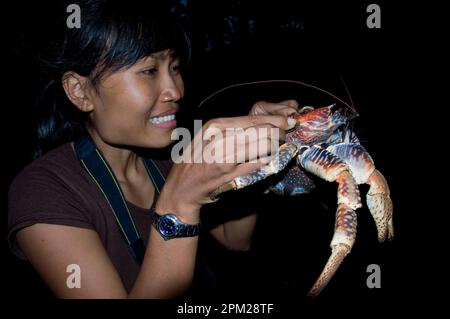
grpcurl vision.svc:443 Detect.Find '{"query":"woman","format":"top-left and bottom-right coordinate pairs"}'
top-left (8, 0), bottom-right (298, 298)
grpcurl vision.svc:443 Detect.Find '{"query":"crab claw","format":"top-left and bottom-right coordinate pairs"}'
top-left (308, 203), bottom-right (357, 297)
top-left (366, 169), bottom-right (394, 242)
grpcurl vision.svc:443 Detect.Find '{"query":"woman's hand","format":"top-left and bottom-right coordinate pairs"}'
top-left (249, 99), bottom-right (299, 117)
top-left (156, 113), bottom-right (296, 223)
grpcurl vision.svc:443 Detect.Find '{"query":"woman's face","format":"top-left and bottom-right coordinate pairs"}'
top-left (88, 49), bottom-right (184, 149)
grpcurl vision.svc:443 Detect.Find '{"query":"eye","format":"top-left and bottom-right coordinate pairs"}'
top-left (170, 63), bottom-right (181, 75)
top-left (142, 68), bottom-right (157, 76)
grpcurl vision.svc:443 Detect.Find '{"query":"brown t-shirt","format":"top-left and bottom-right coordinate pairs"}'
top-left (7, 142), bottom-right (172, 292)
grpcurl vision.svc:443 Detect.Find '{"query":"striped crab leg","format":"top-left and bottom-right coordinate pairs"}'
top-left (327, 143), bottom-right (394, 242)
top-left (209, 143), bottom-right (298, 200)
top-left (297, 145), bottom-right (362, 297)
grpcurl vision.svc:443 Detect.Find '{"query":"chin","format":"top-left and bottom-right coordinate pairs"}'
top-left (144, 130), bottom-right (175, 149)
top-left (149, 140), bottom-right (173, 149)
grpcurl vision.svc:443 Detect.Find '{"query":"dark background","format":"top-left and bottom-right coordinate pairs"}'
top-left (3, 0), bottom-right (443, 315)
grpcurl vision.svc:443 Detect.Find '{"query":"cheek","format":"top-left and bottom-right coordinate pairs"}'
top-left (114, 81), bottom-right (157, 116)
top-left (127, 82), bottom-right (158, 108)
top-left (176, 77), bottom-right (185, 96)
top-left (92, 95), bottom-right (155, 143)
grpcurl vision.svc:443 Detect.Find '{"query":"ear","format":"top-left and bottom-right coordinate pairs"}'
top-left (62, 72), bottom-right (95, 112)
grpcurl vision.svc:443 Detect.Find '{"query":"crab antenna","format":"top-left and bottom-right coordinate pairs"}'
top-left (198, 79), bottom-right (355, 112)
top-left (338, 74), bottom-right (359, 119)
top-left (337, 74), bottom-right (359, 142)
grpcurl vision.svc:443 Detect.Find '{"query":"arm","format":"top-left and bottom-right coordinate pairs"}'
top-left (209, 100), bottom-right (299, 252)
top-left (210, 213), bottom-right (257, 251)
top-left (17, 221), bottom-right (198, 298)
top-left (17, 114), bottom-right (293, 298)
top-left (17, 224), bottom-right (128, 298)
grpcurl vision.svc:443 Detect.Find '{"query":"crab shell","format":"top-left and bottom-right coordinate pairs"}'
top-left (286, 104), bottom-right (348, 146)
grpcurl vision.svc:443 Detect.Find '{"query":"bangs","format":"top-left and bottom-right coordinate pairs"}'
top-left (84, 0), bottom-right (190, 83)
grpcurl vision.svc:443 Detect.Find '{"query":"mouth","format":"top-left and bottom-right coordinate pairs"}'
top-left (148, 109), bottom-right (178, 128)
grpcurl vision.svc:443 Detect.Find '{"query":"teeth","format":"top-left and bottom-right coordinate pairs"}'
top-left (149, 114), bottom-right (175, 124)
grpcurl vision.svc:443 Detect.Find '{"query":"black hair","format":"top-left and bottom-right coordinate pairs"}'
top-left (30, 0), bottom-right (190, 158)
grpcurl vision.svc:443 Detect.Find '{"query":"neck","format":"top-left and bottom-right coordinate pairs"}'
top-left (86, 127), bottom-right (140, 183)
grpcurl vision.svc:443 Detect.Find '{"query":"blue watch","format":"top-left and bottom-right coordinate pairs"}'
top-left (151, 212), bottom-right (201, 241)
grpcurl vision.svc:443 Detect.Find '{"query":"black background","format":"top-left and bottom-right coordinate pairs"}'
top-left (2, 0), bottom-right (443, 316)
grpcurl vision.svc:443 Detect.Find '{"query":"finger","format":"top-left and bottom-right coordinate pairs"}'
top-left (279, 99), bottom-right (299, 109)
top-left (202, 124), bottom-right (282, 159)
top-left (251, 100), bottom-right (299, 116)
top-left (218, 125), bottom-right (283, 164)
top-left (234, 124), bottom-right (286, 144)
top-left (206, 114), bottom-right (295, 132)
top-left (272, 106), bottom-right (299, 117)
top-left (235, 137), bottom-right (280, 164)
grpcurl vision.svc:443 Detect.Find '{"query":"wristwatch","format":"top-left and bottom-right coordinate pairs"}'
top-left (151, 212), bottom-right (201, 241)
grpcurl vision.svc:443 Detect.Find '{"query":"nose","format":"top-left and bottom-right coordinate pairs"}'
top-left (160, 75), bottom-right (183, 103)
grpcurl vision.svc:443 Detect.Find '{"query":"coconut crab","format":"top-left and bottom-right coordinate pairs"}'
top-left (210, 102), bottom-right (394, 297)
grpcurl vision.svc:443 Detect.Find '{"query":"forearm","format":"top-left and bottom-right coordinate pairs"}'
top-left (129, 195), bottom-right (201, 298)
top-left (129, 228), bottom-right (198, 298)
top-left (211, 213), bottom-right (258, 251)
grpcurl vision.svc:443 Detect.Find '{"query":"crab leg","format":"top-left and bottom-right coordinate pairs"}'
top-left (366, 170), bottom-right (394, 241)
top-left (327, 143), bottom-right (394, 242)
top-left (297, 145), bottom-right (362, 297)
top-left (210, 143), bottom-right (298, 200)
top-left (309, 203), bottom-right (357, 297)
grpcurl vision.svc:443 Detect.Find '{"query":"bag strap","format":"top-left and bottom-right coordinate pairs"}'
top-left (142, 158), bottom-right (165, 194)
top-left (74, 133), bottom-right (165, 265)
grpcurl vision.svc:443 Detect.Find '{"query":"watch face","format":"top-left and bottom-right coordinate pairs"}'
top-left (158, 215), bottom-right (178, 238)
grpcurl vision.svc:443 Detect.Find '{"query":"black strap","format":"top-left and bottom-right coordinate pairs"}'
top-left (74, 133), bottom-right (165, 265)
top-left (142, 158), bottom-right (165, 194)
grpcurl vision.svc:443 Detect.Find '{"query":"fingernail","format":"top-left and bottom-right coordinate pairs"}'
top-left (287, 117), bottom-right (297, 129)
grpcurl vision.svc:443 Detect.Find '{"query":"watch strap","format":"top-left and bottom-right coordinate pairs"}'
top-left (152, 212), bottom-right (201, 239)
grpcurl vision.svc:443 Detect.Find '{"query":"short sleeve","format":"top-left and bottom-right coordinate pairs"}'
top-left (7, 165), bottom-right (95, 260)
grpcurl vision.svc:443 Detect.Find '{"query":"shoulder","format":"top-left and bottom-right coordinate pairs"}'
top-left (8, 143), bottom-right (96, 258)
top-left (9, 143), bottom-right (82, 192)
top-left (10, 143), bottom-right (76, 189)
